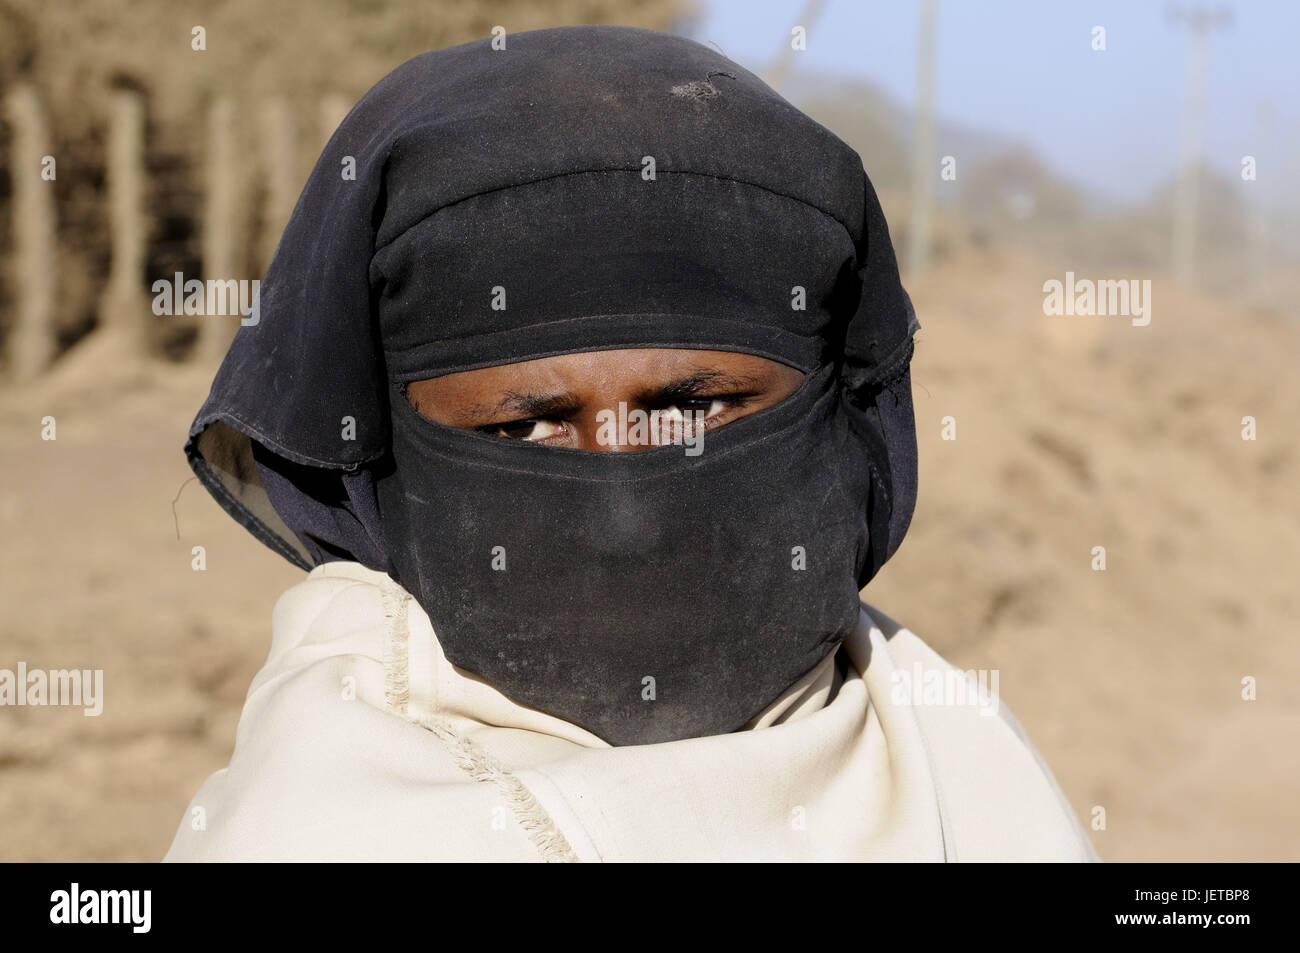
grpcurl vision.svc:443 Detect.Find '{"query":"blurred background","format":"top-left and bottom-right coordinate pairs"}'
top-left (1, 0), bottom-right (1296, 860)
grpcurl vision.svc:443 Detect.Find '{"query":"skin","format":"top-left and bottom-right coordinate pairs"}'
top-left (406, 348), bottom-right (805, 451)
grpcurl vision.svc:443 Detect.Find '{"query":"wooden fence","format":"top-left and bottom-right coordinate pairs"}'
top-left (3, 85), bottom-right (347, 378)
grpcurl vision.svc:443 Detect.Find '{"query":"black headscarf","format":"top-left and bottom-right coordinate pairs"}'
top-left (186, 24), bottom-right (920, 744)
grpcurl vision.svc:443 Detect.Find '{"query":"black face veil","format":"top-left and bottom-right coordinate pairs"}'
top-left (186, 24), bottom-right (921, 746)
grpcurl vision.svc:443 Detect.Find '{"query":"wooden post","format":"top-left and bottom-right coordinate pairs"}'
top-left (101, 87), bottom-right (148, 348)
top-left (199, 96), bottom-right (239, 362)
top-left (4, 85), bottom-right (56, 381)
top-left (258, 96), bottom-right (296, 272)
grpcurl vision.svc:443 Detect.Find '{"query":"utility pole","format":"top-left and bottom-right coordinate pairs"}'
top-left (1168, 5), bottom-right (1231, 287)
top-left (1247, 101), bottom-right (1271, 306)
top-left (907, 0), bottom-right (937, 276)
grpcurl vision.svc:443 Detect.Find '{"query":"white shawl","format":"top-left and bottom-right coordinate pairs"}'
top-left (163, 562), bottom-right (1100, 862)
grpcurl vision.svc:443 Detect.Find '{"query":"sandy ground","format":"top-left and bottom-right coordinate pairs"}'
top-left (1, 244), bottom-right (1296, 861)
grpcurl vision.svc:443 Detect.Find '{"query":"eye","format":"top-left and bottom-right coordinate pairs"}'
top-left (660, 398), bottom-right (728, 423)
top-left (478, 418), bottom-right (568, 442)
top-left (653, 396), bottom-right (745, 442)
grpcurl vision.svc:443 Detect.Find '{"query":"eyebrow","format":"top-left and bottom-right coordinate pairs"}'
top-left (490, 391), bottom-right (583, 420)
top-left (480, 369), bottom-right (766, 422)
top-left (649, 370), bottom-right (763, 403)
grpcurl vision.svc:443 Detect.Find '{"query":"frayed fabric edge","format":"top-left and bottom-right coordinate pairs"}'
top-left (378, 581), bottom-right (580, 863)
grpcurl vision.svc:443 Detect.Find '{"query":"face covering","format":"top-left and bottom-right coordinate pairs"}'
top-left (183, 24), bottom-right (920, 746)
top-left (380, 363), bottom-right (870, 745)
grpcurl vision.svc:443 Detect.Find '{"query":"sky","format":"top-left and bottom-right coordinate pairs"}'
top-left (689, 0), bottom-right (1299, 206)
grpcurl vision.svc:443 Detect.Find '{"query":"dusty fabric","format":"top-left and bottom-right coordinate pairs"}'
top-left (182, 24), bottom-right (922, 743)
top-left (163, 563), bottom-right (1100, 862)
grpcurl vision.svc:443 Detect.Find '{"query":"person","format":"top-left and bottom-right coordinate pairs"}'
top-left (164, 24), bottom-right (1099, 862)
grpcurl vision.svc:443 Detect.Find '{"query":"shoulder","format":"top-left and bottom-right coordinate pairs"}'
top-left (166, 562), bottom-right (538, 860)
top-left (259, 562), bottom-right (402, 670)
top-left (861, 601), bottom-right (1102, 862)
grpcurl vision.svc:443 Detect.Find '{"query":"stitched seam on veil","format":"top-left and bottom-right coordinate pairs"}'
top-left (409, 711), bottom-right (581, 863)
top-left (379, 581), bottom-right (579, 863)
top-left (382, 587), bottom-right (411, 716)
